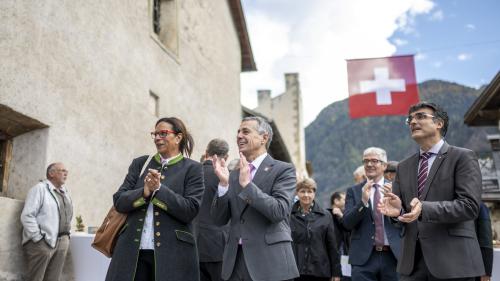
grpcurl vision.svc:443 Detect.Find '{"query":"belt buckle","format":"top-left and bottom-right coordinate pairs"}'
top-left (375, 246), bottom-right (383, 252)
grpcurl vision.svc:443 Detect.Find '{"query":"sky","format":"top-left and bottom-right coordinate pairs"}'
top-left (239, 0), bottom-right (500, 125)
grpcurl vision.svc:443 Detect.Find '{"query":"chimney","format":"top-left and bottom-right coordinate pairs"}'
top-left (285, 73), bottom-right (299, 91)
top-left (257, 90), bottom-right (271, 106)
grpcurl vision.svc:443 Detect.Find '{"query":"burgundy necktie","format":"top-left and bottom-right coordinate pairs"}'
top-left (417, 152), bottom-right (433, 199)
top-left (373, 184), bottom-right (384, 247)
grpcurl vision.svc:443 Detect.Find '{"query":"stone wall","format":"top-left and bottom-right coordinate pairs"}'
top-left (0, 0), bottom-right (246, 278)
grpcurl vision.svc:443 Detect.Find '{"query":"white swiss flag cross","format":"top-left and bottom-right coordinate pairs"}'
top-left (347, 55), bottom-right (419, 118)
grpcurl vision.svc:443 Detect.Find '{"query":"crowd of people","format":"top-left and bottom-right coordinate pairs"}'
top-left (19, 102), bottom-right (494, 281)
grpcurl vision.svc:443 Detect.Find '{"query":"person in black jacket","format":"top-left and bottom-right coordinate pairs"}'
top-left (196, 138), bottom-right (230, 281)
top-left (475, 202), bottom-right (493, 281)
top-left (328, 192), bottom-right (351, 281)
top-left (291, 178), bottom-right (341, 281)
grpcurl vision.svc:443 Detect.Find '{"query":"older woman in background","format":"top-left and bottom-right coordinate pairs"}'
top-left (106, 117), bottom-right (204, 281)
top-left (291, 178), bottom-right (341, 281)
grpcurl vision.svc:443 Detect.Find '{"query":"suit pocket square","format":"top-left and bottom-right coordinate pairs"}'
top-left (265, 231), bottom-right (292, 245)
top-left (175, 230), bottom-right (195, 245)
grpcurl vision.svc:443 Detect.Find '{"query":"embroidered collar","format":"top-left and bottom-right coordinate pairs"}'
top-left (153, 153), bottom-right (184, 166)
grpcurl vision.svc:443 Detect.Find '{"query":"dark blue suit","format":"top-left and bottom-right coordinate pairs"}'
top-left (343, 180), bottom-right (402, 281)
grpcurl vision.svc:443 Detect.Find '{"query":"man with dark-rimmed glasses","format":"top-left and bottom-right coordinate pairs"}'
top-left (379, 102), bottom-right (485, 281)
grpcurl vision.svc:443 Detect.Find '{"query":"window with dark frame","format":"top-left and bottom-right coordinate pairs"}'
top-left (153, 0), bottom-right (161, 35)
top-left (0, 132), bottom-right (12, 194)
top-left (149, 91), bottom-right (160, 117)
top-left (151, 0), bottom-right (178, 55)
top-left (0, 140), bottom-right (5, 193)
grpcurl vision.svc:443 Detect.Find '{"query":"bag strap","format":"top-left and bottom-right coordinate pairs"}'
top-left (139, 155), bottom-right (154, 178)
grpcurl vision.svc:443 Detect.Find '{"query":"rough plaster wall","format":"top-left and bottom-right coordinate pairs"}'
top-left (0, 198), bottom-right (24, 281)
top-left (1, 0), bottom-right (243, 278)
top-left (7, 129), bottom-right (49, 200)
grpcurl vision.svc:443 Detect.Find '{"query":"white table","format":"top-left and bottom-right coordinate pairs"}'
top-left (70, 232), bottom-right (110, 281)
top-left (493, 248), bottom-right (500, 281)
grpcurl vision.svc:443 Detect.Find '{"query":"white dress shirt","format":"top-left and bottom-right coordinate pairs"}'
top-left (140, 153), bottom-right (180, 250)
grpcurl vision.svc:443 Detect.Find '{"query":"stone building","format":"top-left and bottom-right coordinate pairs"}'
top-left (252, 73), bottom-right (308, 178)
top-left (0, 0), bottom-right (255, 279)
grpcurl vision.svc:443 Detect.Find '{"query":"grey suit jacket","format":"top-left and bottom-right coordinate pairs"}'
top-left (393, 141), bottom-right (485, 278)
top-left (211, 155), bottom-right (299, 281)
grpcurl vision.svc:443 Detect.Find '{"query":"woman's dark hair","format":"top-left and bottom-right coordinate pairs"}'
top-left (155, 117), bottom-right (194, 157)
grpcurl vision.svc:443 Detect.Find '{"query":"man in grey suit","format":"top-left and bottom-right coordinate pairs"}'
top-left (211, 116), bottom-right (299, 281)
top-left (379, 102), bottom-right (485, 281)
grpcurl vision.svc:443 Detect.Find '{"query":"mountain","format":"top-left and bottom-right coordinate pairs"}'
top-left (305, 80), bottom-right (498, 202)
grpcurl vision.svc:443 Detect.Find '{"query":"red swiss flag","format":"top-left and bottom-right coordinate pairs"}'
top-left (346, 55), bottom-right (419, 118)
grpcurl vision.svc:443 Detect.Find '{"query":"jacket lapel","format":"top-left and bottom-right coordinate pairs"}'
top-left (230, 171), bottom-right (246, 216)
top-left (408, 153), bottom-right (420, 199)
top-left (251, 155), bottom-right (274, 191)
top-left (421, 142), bottom-right (449, 200)
top-left (358, 181), bottom-right (375, 221)
top-left (239, 155), bottom-right (275, 217)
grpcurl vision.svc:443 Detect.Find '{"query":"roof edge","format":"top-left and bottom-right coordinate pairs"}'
top-left (228, 0), bottom-right (257, 72)
top-left (464, 71), bottom-right (500, 126)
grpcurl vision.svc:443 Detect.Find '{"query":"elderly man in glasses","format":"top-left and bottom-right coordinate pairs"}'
top-left (21, 163), bottom-right (73, 281)
top-left (343, 147), bottom-right (402, 281)
top-left (379, 102), bottom-right (484, 281)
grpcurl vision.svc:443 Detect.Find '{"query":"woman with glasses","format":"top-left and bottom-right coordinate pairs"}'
top-left (106, 117), bottom-right (204, 281)
top-left (290, 178), bottom-right (341, 281)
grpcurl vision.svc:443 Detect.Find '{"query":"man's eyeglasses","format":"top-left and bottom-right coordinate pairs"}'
top-left (405, 112), bottom-right (436, 125)
top-left (56, 169), bottom-right (68, 173)
top-left (150, 130), bottom-right (176, 139)
top-left (362, 159), bottom-right (385, 165)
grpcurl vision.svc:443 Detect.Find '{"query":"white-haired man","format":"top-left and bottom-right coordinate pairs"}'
top-left (343, 148), bottom-right (401, 281)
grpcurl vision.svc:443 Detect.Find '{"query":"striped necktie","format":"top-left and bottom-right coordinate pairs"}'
top-left (373, 184), bottom-right (384, 247)
top-left (417, 152), bottom-right (433, 199)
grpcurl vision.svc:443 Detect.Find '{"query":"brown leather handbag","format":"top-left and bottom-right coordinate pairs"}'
top-left (91, 155), bottom-right (153, 258)
top-left (91, 206), bottom-right (127, 257)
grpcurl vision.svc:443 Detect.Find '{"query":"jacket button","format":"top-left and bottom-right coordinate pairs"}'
top-left (240, 219), bottom-right (245, 224)
top-left (156, 242), bottom-right (161, 247)
top-left (136, 229), bottom-right (141, 232)
top-left (156, 232), bottom-right (161, 237)
top-left (245, 199), bottom-right (251, 203)
top-left (155, 211), bottom-right (159, 216)
top-left (139, 218), bottom-right (144, 222)
top-left (371, 236), bottom-right (374, 239)
top-left (134, 238), bottom-right (139, 242)
top-left (155, 221), bottom-right (160, 226)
